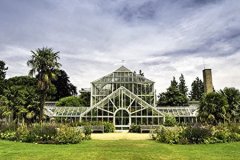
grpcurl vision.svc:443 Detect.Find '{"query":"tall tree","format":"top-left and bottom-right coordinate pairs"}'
top-left (189, 77), bottom-right (204, 101)
top-left (158, 77), bottom-right (188, 106)
top-left (0, 60), bottom-right (8, 95)
top-left (199, 92), bottom-right (228, 125)
top-left (178, 74), bottom-right (188, 96)
top-left (27, 47), bottom-right (61, 122)
top-left (50, 70), bottom-right (77, 100)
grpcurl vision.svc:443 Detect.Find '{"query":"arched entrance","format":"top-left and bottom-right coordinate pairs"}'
top-left (114, 109), bottom-right (131, 130)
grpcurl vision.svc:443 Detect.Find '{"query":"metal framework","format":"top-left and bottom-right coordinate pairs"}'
top-left (45, 66), bottom-right (198, 129)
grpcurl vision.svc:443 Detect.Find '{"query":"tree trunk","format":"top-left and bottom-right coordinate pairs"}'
top-left (39, 91), bottom-right (47, 123)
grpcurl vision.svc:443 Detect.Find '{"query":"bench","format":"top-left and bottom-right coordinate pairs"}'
top-left (91, 125), bottom-right (104, 133)
top-left (140, 125), bottom-right (159, 133)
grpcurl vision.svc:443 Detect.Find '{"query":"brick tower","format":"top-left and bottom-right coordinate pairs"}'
top-left (203, 69), bottom-right (213, 94)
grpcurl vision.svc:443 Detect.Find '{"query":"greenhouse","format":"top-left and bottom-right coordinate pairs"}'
top-left (45, 66), bottom-right (198, 129)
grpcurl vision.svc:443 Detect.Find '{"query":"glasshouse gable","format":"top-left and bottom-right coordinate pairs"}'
top-left (45, 66), bottom-right (198, 129)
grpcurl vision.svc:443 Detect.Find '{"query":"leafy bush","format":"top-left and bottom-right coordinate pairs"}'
top-left (153, 126), bottom-right (182, 144)
top-left (72, 121), bottom-right (115, 133)
top-left (0, 131), bottom-right (16, 141)
top-left (102, 122), bottom-right (115, 133)
top-left (164, 115), bottom-right (177, 127)
top-left (153, 124), bottom-right (240, 144)
top-left (55, 125), bottom-right (83, 144)
top-left (56, 96), bottom-right (82, 107)
top-left (83, 125), bottom-right (92, 140)
top-left (16, 125), bottom-right (31, 142)
top-left (182, 125), bottom-right (212, 144)
top-left (0, 122), bottom-right (18, 132)
top-left (0, 123), bottom-right (86, 144)
top-left (129, 124), bottom-right (140, 133)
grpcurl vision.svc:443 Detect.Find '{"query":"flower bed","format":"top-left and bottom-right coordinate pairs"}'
top-left (0, 123), bottom-right (88, 144)
top-left (152, 123), bottom-right (240, 144)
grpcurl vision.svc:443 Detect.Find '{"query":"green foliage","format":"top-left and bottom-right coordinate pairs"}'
top-left (55, 125), bottom-right (83, 144)
top-left (0, 122), bottom-right (17, 133)
top-left (182, 125), bottom-right (212, 144)
top-left (153, 124), bottom-right (240, 144)
top-left (83, 125), bottom-right (92, 140)
top-left (16, 125), bottom-right (31, 142)
top-left (0, 123), bottom-right (84, 144)
top-left (56, 96), bottom-right (83, 107)
top-left (0, 131), bottom-right (16, 141)
top-left (199, 92), bottom-right (228, 125)
top-left (71, 121), bottom-right (114, 133)
top-left (189, 77), bottom-right (204, 101)
top-left (158, 77), bottom-right (188, 106)
top-left (0, 60), bottom-right (8, 81)
top-left (164, 115), bottom-right (177, 127)
top-left (0, 60), bottom-right (8, 95)
top-left (79, 91), bottom-right (90, 106)
top-left (129, 124), bottom-right (141, 133)
top-left (178, 74), bottom-right (188, 96)
top-left (3, 80), bottom-right (40, 123)
top-left (220, 87), bottom-right (240, 122)
top-left (102, 122), bottom-right (115, 133)
top-left (0, 95), bottom-right (10, 119)
top-left (153, 126), bottom-right (182, 144)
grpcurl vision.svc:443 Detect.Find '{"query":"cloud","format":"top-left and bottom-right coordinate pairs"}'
top-left (0, 0), bottom-right (240, 93)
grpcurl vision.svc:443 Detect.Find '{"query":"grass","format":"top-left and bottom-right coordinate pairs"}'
top-left (0, 140), bottom-right (239, 160)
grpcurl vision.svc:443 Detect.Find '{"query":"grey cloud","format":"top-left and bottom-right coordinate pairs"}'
top-left (1, 0), bottom-right (240, 92)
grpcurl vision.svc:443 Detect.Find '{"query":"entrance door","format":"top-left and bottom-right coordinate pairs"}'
top-left (114, 109), bottom-right (130, 130)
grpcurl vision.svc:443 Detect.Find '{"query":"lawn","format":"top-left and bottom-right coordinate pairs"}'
top-left (0, 140), bottom-right (239, 160)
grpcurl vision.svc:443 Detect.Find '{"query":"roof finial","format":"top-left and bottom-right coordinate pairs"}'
top-left (121, 60), bottom-right (126, 66)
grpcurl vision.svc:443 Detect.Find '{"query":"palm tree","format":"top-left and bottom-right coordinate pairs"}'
top-left (220, 87), bottom-right (240, 122)
top-left (27, 47), bottom-right (61, 122)
top-left (198, 92), bottom-right (228, 125)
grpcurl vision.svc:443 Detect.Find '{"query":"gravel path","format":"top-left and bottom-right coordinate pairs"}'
top-left (91, 132), bottom-right (152, 140)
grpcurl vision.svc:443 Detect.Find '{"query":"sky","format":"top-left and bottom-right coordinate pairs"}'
top-left (1, 0), bottom-right (240, 94)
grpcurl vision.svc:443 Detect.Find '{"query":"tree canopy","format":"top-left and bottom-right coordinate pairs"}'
top-left (178, 74), bottom-right (188, 96)
top-left (220, 87), bottom-right (240, 122)
top-left (190, 77), bottom-right (204, 101)
top-left (158, 76), bottom-right (188, 106)
top-left (199, 92), bottom-right (228, 125)
top-left (50, 70), bottom-right (77, 100)
top-left (0, 76), bottom-right (40, 123)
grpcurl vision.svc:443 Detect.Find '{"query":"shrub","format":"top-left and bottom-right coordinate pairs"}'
top-left (164, 115), bottom-right (177, 127)
top-left (16, 125), bottom-right (31, 142)
top-left (55, 125), bottom-right (83, 144)
top-left (83, 125), bottom-right (92, 140)
top-left (129, 124), bottom-right (140, 133)
top-left (152, 124), bottom-right (240, 144)
top-left (72, 121), bottom-right (115, 133)
top-left (182, 125), bottom-right (212, 144)
top-left (153, 126), bottom-right (182, 144)
top-left (0, 123), bottom-right (85, 144)
top-left (0, 122), bottom-right (18, 132)
top-left (102, 122), bottom-right (115, 133)
top-left (0, 131), bottom-right (16, 141)
top-left (29, 123), bottom-right (58, 143)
